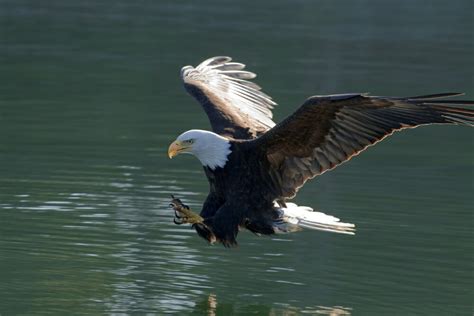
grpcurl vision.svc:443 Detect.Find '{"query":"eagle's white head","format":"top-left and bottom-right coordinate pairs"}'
top-left (168, 129), bottom-right (232, 170)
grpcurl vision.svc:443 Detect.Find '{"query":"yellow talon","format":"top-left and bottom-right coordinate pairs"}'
top-left (170, 196), bottom-right (204, 224)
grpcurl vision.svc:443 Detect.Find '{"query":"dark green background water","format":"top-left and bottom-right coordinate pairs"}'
top-left (0, 0), bottom-right (472, 315)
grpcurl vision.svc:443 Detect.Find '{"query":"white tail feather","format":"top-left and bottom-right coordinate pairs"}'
top-left (274, 202), bottom-right (355, 235)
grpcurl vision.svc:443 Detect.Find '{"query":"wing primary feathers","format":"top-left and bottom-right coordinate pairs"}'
top-left (181, 56), bottom-right (277, 139)
top-left (220, 70), bottom-right (257, 79)
top-left (198, 56), bottom-right (232, 67)
top-left (420, 100), bottom-right (474, 105)
top-left (213, 62), bottom-right (246, 71)
top-left (403, 92), bottom-right (465, 100)
top-left (254, 92), bottom-right (473, 198)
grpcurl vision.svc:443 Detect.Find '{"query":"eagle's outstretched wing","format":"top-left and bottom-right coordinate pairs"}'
top-left (253, 93), bottom-right (474, 198)
top-left (181, 56), bottom-right (276, 139)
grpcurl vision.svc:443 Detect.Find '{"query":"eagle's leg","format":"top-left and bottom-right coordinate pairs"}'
top-left (169, 195), bottom-right (204, 225)
top-left (170, 196), bottom-right (217, 244)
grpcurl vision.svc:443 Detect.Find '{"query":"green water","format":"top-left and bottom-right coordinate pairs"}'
top-left (0, 0), bottom-right (473, 314)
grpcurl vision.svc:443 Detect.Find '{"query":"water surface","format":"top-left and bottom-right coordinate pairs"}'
top-left (0, 0), bottom-right (473, 314)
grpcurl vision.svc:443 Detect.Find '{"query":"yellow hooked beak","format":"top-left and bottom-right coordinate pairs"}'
top-left (168, 140), bottom-right (191, 159)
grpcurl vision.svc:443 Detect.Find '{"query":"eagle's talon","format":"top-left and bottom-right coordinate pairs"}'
top-left (170, 196), bottom-right (204, 225)
top-left (171, 197), bottom-right (183, 205)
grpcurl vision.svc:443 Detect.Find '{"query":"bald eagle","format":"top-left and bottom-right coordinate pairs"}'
top-left (167, 56), bottom-right (473, 247)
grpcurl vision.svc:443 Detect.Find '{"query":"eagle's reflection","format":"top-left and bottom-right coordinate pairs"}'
top-left (192, 293), bottom-right (352, 315)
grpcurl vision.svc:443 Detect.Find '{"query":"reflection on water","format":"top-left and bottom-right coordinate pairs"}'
top-left (1, 0), bottom-right (473, 314)
top-left (192, 293), bottom-right (352, 315)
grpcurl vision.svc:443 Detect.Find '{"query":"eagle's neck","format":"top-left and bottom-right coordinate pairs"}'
top-left (193, 132), bottom-right (232, 170)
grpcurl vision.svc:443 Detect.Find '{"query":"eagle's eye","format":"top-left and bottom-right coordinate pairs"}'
top-left (184, 139), bottom-right (195, 145)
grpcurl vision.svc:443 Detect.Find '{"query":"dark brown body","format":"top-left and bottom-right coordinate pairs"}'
top-left (194, 141), bottom-right (283, 246)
